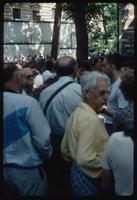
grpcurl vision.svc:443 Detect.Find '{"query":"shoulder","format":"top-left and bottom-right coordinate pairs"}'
top-left (63, 82), bottom-right (81, 96)
top-left (4, 92), bottom-right (31, 101)
top-left (74, 103), bottom-right (98, 124)
top-left (4, 93), bottom-right (40, 115)
top-left (17, 93), bottom-right (39, 107)
top-left (69, 80), bottom-right (81, 87)
top-left (109, 131), bottom-right (124, 144)
top-left (103, 132), bottom-right (124, 155)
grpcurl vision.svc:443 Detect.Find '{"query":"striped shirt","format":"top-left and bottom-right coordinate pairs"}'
top-left (39, 76), bottom-right (82, 135)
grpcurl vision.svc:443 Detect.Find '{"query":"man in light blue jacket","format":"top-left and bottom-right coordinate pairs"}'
top-left (3, 63), bottom-right (52, 196)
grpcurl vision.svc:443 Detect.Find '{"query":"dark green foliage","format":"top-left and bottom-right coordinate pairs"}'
top-left (62, 3), bottom-right (101, 27)
top-left (62, 3), bottom-right (118, 54)
top-left (88, 3), bottom-right (118, 52)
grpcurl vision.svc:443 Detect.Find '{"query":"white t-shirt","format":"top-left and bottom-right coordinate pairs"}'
top-left (42, 70), bottom-right (55, 82)
top-left (101, 131), bottom-right (133, 196)
top-left (33, 74), bottom-right (43, 89)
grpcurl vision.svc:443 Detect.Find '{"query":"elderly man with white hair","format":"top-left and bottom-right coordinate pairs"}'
top-left (61, 71), bottom-right (110, 196)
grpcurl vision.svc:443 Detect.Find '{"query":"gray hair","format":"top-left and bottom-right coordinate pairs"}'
top-left (79, 71), bottom-right (110, 98)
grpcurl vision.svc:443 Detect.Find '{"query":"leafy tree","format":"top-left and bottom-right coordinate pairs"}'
top-left (62, 3), bottom-right (101, 63)
top-left (62, 3), bottom-right (118, 59)
top-left (88, 3), bottom-right (118, 53)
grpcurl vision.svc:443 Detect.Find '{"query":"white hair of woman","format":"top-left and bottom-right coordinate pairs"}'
top-left (79, 70), bottom-right (110, 99)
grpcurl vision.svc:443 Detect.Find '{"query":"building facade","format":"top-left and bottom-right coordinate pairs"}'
top-left (4, 3), bottom-right (77, 61)
top-left (4, 3), bottom-right (134, 62)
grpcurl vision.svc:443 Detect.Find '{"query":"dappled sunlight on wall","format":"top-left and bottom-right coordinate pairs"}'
top-left (59, 23), bottom-right (76, 48)
top-left (4, 21), bottom-right (76, 59)
top-left (4, 3), bottom-right (77, 61)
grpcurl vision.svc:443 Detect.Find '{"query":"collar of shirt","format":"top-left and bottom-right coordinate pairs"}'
top-left (59, 76), bottom-right (75, 82)
top-left (79, 102), bottom-right (97, 115)
top-left (4, 88), bottom-right (19, 94)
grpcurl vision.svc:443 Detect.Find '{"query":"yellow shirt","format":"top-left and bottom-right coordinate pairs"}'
top-left (61, 102), bottom-right (109, 178)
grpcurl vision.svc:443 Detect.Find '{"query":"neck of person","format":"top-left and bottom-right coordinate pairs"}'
top-left (4, 82), bottom-right (20, 93)
top-left (112, 70), bottom-right (121, 81)
top-left (57, 72), bottom-right (76, 80)
top-left (84, 99), bottom-right (98, 113)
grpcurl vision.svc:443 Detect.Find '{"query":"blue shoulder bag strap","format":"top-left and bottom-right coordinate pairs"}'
top-left (44, 81), bottom-right (74, 115)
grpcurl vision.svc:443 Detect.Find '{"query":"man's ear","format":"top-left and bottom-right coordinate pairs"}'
top-left (85, 92), bottom-right (89, 99)
top-left (16, 73), bottom-right (21, 85)
top-left (86, 90), bottom-right (92, 99)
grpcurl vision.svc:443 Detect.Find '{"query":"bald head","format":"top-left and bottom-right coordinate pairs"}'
top-left (56, 56), bottom-right (78, 76)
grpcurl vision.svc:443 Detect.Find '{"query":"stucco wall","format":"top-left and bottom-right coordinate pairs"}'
top-left (4, 21), bottom-right (76, 59)
top-left (4, 3), bottom-right (77, 61)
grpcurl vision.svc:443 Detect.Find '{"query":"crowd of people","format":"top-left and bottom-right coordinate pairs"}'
top-left (3, 52), bottom-right (134, 196)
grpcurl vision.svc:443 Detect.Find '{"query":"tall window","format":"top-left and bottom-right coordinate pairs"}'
top-left (33, 10), bottom-right (40, 21)
top-left (13, 8), bottom-right (21, 19)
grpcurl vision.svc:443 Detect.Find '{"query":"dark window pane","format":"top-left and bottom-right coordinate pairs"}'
top-left (13, 8), bottom-right (21, 19)
top-left (33, 10), bottom-right (40, 21)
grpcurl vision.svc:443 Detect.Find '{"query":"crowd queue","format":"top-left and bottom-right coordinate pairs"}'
top-left (3, 52), bottom-right (134, 196)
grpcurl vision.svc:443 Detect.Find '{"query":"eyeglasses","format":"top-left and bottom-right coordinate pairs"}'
top-left (26, 75), bottom-right (34, 79)
top-left (93, 89), bottom-right (109, 97)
